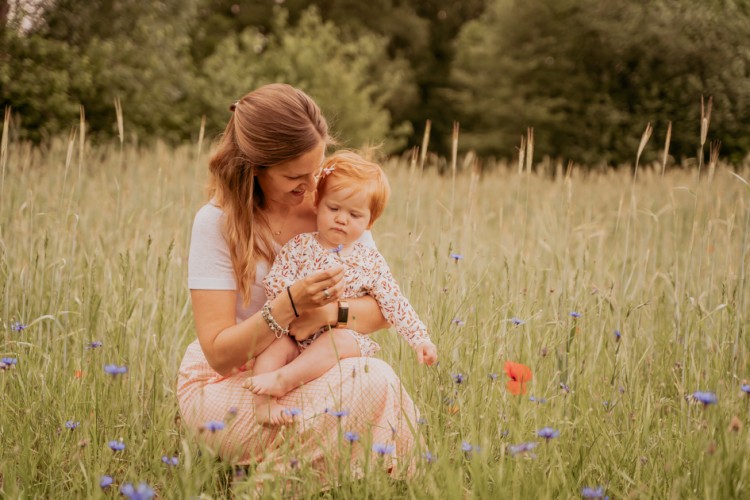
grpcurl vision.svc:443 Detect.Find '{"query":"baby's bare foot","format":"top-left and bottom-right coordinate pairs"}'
top-left (246, 370), bottom-right (295, 398)
top-left (254, 399), bottom-right (293, 426)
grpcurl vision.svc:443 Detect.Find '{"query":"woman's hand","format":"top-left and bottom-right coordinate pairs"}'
top-left (288, 266), bottom-right (345, 311)
top-left (289, 303), bottom-right (336, 341)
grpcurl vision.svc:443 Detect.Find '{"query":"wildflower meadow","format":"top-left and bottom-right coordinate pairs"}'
top-left (1, 113), bottom-right (750, 498)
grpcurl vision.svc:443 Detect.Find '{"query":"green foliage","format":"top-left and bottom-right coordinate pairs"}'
top-left (0, 30), bottom-right (92, 141)
top-left (3, 0), bottom-right (750, 164)
top-left (79, 9), bottom-right (202, 141)
top-left (199, 7), bottom-right (411, 151)
top-left (452, 0), bottom-right (750, 164)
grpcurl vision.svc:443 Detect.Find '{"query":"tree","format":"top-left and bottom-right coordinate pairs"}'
top-left (198, 7), bottom-right (410, 151)
top-left (451, 0), bottom-right (750, 165)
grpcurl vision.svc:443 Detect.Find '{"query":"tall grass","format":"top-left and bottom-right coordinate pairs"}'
top-left (1, 115), bottom-right (749, 498)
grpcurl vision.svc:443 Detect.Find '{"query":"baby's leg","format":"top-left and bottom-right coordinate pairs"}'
top-left (244, 336), bottom-right (299, 425)
top-left (247, 329), bottom-right (360, 398)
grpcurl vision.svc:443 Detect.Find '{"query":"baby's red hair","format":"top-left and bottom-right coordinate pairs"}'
top-left (315, 150), bottom-right (391, 228)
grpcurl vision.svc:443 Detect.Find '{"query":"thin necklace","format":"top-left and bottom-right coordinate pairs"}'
top-left (271, 209), bottom-right (291, 236)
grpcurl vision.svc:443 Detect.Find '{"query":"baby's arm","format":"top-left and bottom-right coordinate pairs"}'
top-left (366, 250), bottom-right (437, 364)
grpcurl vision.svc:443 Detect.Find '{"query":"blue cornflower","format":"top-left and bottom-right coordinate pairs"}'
top-left (11, 322), bottom-right (27, 332)
top-left (103, 364), bottom-right (127, 375)
top-left (452, 373), bottom-right (465, 384)
top-left (120, 482), bottom-right (155, 500)
top-left (345, 431), bottom-right (360, 443)
top-left (529, 396), bottom-right (547, 404)
top-left (417, 417), bottom-right (428, 425)
top-left (99, 475), bottom-right (114, 489)
top-left (693, 391), bottom-right (718, 406)
top-left (372, 443), bottom-right (395, 456)
top-left (451, 318), bottom-right (465, 327)
top-left (537, 427), bottom-right (560, 440)
top-left (741, 384), bottom-right (750, 395)
top-left (581, 486), bottom-right (605, 498)
top-left (108, 440), bottom-right (126, 451)
top-left (508, 441), bottom-right (538, 456)
top-left (325, 408), bottom-right (350, 418)
top-left (204, 420), bottom-right (225, 432)
top-left (161, 455), bottom-right (179, 466)
top-left (290, 458), bottom-right (300, 469)
top-left (0, 357), bottom-right (17, 370)
top-left (461, 441), bottom-right (480, 454)
top-left (86, 341), bottom-right (103, 349)
top-left (330, 244), bottom-right (344, 254)
top-left (511, 317), bottom-right (525, 326)
top-left (423, 451), bottom-right (436, 463)
top-left (560, 382), bottom-right (571, 393)
top-left (488, 373), bottom-right (498, 381)
top-left (614, 330), bottom-right (621, 341)
top-left (449, 253), bottom-right (463, 262)
top-left (283, 407), bottom-right (302, 417)
top-left (570, 311), bottom-right (581, 318)
top-left (65, 420), bottom-right (80, 430)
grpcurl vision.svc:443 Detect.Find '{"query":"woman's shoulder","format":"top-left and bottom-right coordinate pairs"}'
top-left (194, 201), bottom-right (223, 224)
top-left (191, 202), bottom-right (225, 238)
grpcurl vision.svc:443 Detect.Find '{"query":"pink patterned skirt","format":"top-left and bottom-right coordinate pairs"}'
top-left (177, 340), bottom-right (421, 478)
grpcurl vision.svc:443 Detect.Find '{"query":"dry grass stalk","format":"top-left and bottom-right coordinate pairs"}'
top-left (661, 121), bottom-right (672, 177)
top-left (634, 122), bottom-right (653, 183)
top-left (525, 127), bottom-right (534, 174)
top-left (419, 119), bottom-right (431, 173)
top-left (517, 134), bottom-right (526, 175)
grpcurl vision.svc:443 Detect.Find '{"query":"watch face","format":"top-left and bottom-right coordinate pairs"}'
top-left (337, 302), bottom-right (349, 324)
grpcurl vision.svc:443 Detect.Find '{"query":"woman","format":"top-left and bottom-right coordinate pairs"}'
top-left (177, 83), bottom-right (421, 480)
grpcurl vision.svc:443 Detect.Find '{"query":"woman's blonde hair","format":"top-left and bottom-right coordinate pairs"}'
top-left (315, 150), bottom-right (391, 229)
top-left (208, 83), bottom-right (328, 304)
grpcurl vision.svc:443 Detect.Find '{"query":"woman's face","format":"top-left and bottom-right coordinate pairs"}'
top-left (255, 140), bottom-right (326, 208)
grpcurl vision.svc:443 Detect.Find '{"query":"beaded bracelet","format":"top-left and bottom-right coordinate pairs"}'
top-left (261, 301), bottom-right (290, 339)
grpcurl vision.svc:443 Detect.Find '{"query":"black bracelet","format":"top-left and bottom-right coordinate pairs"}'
top-left (286, 285), bottom-right (299, 317)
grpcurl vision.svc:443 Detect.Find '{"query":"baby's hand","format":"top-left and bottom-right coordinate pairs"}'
top-left (416, 342), bottom-right (438, 366)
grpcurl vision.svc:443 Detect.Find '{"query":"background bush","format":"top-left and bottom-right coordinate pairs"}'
top-left (2, 0), bottom-right (749, 164)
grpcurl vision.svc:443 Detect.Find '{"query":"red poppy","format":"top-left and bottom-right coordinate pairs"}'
top-left (504, 361), bottom-right (533, 395)
top-left (75, 370), bottom-right (83, 379)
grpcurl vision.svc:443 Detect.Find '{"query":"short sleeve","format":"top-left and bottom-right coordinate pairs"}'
top-left (187, 203), bottom-right (237, 290)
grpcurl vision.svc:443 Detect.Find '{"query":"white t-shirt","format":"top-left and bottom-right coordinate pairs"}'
top-left (187, 202), bottom-right (375, 323)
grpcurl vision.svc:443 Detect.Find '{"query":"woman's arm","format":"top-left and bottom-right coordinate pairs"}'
top-left (192, 266), bottom-right (346, 376)
top-left (289, 294), bottom-right (389, 340)
top-left (192, 290), bottom-right (296, 377)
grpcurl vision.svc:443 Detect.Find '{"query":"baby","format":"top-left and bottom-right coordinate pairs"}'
top-left (245, 150), bottom-right (437, 424)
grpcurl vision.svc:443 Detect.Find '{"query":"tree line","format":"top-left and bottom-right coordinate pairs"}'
top-left (1, 0), bottom-right (749, 165)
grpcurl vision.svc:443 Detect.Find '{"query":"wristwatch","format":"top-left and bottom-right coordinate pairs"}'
top-left (336, 300), bottom-right (350, 328)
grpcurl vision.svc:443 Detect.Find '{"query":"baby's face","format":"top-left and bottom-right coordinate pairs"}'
top-left (315, 187), bottom-right (371, 247)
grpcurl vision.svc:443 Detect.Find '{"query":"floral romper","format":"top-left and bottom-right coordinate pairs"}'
top-left (263, 232), bottom-right (432, 356)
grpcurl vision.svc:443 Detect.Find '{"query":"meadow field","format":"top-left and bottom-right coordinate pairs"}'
top-left (1, 118), bottom-right (749, 498)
